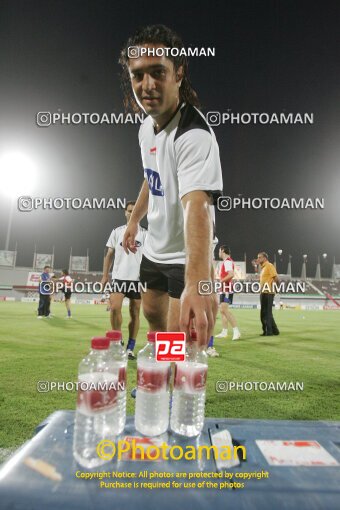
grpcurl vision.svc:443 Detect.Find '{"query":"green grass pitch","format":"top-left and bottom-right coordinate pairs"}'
top-left (0, 301), bottom-right (339, 450)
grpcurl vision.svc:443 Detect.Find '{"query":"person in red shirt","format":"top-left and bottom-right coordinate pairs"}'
top-left (59, 269), bottom-right (73, 318)
top-left (215, 245), bottom-right (241, 341)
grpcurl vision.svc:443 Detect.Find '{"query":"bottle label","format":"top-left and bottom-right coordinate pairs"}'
top-left (174, 364), bottom-right (208, 391)
top-left (119, 367), bottom-right (127, 387)
top-left (76, 376), bottom-right (118, 413)
top-left (137, 366), bottom-right (170, 392)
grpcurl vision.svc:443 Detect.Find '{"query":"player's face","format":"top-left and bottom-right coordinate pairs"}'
top-left (125, 205), bottom-right (134, 222)
top-left (257, 254), bottom-right (265, 266)
top-left (219, 248), bottom-right (223, 260)
top-left (128, 44), bottom-right (183, 123)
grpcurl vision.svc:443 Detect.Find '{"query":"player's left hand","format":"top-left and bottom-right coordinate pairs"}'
top-left (179, 283), bottom-right (218, 348)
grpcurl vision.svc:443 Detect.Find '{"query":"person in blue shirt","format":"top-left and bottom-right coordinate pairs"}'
top-left (37, 266), bottom-right (52, 318)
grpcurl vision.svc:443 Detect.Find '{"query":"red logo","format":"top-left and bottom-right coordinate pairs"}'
top-left (150, 146), bottom-right (157, 155)
top-left (137, 366), bottom-right (170, 392)
top-left (282, 441), bottom-right (319, 448)
top-left (155, 332), bottom-right (186, 361)
top-left (121, 437), bottom-right (165, 461)
top-left (77, 387), bottom-right (117, 413)
top-left (174, 364), bottom-right (207, 391)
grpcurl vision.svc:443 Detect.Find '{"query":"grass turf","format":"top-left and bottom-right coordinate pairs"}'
top-left (0, 302), bottom-right (339, 449)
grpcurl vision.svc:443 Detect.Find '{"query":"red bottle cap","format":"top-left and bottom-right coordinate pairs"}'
top-left (91, 337), bottom-right (110, 350)
top-left (147, 331), bottom-right (156, 342)
top-left (106, 330), bottom-right (122, 342)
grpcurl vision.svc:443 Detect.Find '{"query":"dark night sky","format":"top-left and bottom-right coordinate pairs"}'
top-left (0, 0), bottom-right (339, 276)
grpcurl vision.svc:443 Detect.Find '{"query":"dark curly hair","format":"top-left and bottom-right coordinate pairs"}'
top-left (220, 245), bottom-right (231, 256)
top-left (119, 24), bottom-right (200, 114)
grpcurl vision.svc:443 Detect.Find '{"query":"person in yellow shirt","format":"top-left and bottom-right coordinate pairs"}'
top-left (257, 252), bottom-right (280, 336)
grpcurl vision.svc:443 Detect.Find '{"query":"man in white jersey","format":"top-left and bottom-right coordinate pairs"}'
top-left (119, 25), bottom-right (223, 346)
top-left (102, 201), bottom-right (147, 359)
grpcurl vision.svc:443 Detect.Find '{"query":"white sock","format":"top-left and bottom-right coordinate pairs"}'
top-left (233, 327), bottom-right (239, 333)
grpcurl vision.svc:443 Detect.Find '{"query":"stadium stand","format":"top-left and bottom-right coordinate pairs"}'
top-left (0, 262), bottom-right (339, 309)
top-left (311, 280), bottom-right (340, 298)
top-left (0, 267), bottom-right (103, 301)
top-left (70, 272), bottom-right (102, 284)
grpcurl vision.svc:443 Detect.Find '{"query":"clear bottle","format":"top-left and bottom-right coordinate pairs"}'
top-left (135, 332), bottom-right (171, 436)
top-left (106, 330), bottom-right (127, 434)
top-left (170, 331), bottom-right (208, 437)
top-left (73, 337), bottom-right (117, 468)
top-left (106, 329), bottom-right (124, 347)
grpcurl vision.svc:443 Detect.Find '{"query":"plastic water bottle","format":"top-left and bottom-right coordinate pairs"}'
top-left (73, 337), bottom-right (118, 468)
top-left (106, 329), bottom-right (124, 346)
top-left (135, 332), bottom-right (171, 436)
top-left (170, 331), bottom-right (208, 437)
top-left (106, 330), bottom-right (127, 434)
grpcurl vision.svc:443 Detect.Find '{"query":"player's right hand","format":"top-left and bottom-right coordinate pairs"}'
top-left (122, 221), bottom-right (138, 254)
top-left (180, 283), bottom-right (218, 348)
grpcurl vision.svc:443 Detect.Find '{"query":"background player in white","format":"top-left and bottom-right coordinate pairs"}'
top-left (119, 25), bottom-right (223, 346)
top-left (101, 201), bottom-right (146, 359)
top-left (215, 245), bottom-right (241, 341)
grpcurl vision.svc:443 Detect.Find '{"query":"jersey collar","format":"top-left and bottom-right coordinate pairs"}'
top-left (153, 102), bottom-right (184, 136)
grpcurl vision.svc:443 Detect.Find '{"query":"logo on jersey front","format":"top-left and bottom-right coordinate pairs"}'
top-left (119, 240), bottom-right (142, 247)
top-left (149, 147), bottom-right (156, 155)
top-left (145, 168), bottom-right (164, 197)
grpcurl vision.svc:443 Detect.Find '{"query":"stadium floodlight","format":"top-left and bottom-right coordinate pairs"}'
top-left (0, 151), bottom-right (37, 250)
top-left (287, 254), bottom-right (292, 277)
top-left (0, 152), bottom-right (37, 197)
top-left (322, 253), bottom-right (327, 259)
top-left (301, 254), bottom-right (308, 280)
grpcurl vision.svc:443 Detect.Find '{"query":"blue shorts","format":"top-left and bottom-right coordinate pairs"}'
top-left (220, 293), bottom-right (234, 305)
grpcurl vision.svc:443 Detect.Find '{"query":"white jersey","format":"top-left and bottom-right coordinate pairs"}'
top-left (139, 102), bottom-right (223, 265)
top-left (106, 224), bottom-right (147, 281)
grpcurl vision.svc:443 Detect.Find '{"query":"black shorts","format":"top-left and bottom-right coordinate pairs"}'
top-left (111, 279), bottom-right (141, 300)
top-left (64, 290), bottom-right (72, 300)
top-left (220, 293), bottom-right (233, 304)
top-left (139, 255), bottom-right (185, 299)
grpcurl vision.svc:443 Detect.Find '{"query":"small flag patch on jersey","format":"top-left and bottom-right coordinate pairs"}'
top-left (149, 147), bottom-right (156, 155)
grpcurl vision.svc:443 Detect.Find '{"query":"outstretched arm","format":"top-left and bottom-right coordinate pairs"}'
top-left (101, 248), bottom-right (114, 285)
top-left (179, 190), bottom-right (218, 347)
